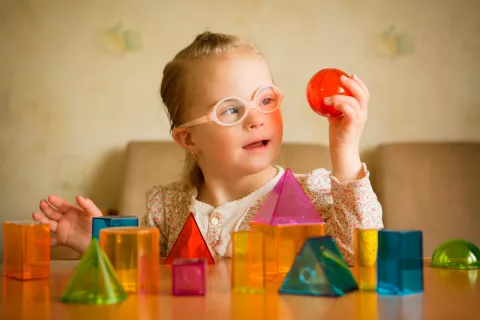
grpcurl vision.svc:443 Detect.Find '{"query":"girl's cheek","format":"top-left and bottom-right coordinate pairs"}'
top-left (271, 111), bottom-right (283, 126)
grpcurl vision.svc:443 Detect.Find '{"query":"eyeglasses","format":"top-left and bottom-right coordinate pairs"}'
top-left (177, 84), bottom-right (284, 128)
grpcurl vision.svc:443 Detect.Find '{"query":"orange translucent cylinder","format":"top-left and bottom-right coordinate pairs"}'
top-left (99, 227), bottom-right (160, 294)
top-left (3, 221), bottom-right (50, 280)
top-left (249, 223), bottom-right (324, 280)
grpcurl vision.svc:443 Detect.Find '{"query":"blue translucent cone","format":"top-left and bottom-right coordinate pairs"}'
top-left (61, 239), bottom-right (127, 304)
top-left (279, 236), bottom-right (358, 297)
top-left (377, 230), bottom-right (423, 295)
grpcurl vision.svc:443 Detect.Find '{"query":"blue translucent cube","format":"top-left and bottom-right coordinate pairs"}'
top-left (92, 215), bottom-right (139, 240)
top-left (377, 230), bottom-right (423, 295)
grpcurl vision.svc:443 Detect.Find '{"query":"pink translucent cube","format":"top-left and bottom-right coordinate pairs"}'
top-left (172, 258), bottom-right (206, 296)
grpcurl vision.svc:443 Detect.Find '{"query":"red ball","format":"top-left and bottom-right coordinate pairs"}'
top-left (306, 68), bottom-right (353, 117)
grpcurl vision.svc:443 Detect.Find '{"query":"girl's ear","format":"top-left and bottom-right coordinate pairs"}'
top-left (172, 128), bottom-right (197, 153)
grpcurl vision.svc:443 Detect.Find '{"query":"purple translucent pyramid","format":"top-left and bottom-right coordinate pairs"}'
top-left (252, 168), bottom-right (324, 226)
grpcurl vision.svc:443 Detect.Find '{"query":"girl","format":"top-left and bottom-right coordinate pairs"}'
top-left (33, 31), bottom-right (383, 265)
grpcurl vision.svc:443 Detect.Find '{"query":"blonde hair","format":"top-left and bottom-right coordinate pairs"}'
top-left (159, 31), bottom-right (262, 190)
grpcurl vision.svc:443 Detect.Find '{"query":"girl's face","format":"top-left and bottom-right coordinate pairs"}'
top-left (177, 50), bottom-right (283, 180)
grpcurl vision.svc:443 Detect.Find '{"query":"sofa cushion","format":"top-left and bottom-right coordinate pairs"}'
top-left (118, 141), bottom-right (330, 219)
top-left (375, 142), bottom-right (480, 255)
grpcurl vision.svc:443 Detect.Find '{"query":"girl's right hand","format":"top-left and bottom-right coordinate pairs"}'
top-left (32, 195), bottom-right (103, 254)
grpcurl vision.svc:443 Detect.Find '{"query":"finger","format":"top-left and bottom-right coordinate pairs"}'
top-left (32, 212), bottom-right (58, 232)
top-left (47, 195), bottom-right (75, 213)
top-left (39, 199), bottom-right (63, 221)
top-left (352, 74), bottom-right (370, 99)
top-left (326, 95), bottom-right (362, 115)
top-left (340, 75), bottom-right (368, 108)
top-left (76, 196), bottom-right (103, 218)
top-left (332, 102), bottom-right (357, 121)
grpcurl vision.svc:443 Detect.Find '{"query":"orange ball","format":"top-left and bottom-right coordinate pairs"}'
top-left (306, 68), bottom-right (353, 117)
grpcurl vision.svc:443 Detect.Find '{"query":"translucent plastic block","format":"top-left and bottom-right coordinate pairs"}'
top-left (431, 239), bottom-right (480, 269)
top-left (92, 215), bottom-right (138, 240)
top-left (3, 221), bottom-right (50, 280)
top-left (377, 230), bottom-right (423, 295)
top-left (249, 168), bottom-right (324, 280)
top-left (279, 236), bottom-right (358, 297)
top-left (252, 168), bottom-right (324, 226)
top-left (172, 258), bottom-right (206, 296)
top-left (354, 228), bottom-right (378, 291)
top-left (231, 231), bottom-right (265, 294)
top-left (165, 213), bottom-right (215, 265)
top-left (61, 238), bottom-right (127, 304)
top-left (250, 223), bottom-right (324, 279)
top-left (100, 227), bottom-right (160, 294)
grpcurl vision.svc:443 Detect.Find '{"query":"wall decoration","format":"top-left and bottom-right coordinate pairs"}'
top-left (374, 25), bottom-right (414, 58)
top-left (99, 22), bottom-right (142, 56)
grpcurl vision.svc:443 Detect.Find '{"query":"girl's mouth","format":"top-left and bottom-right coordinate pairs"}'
top-left (243, 140), bottom-right (269, 149)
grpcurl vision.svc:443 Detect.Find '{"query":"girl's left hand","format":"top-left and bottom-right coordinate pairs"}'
top-left (324, 74), bottom-right (369, 150)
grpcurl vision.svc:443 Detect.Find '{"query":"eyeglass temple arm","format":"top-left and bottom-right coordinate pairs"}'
top-left (177, 115), bottom-right (211, 128)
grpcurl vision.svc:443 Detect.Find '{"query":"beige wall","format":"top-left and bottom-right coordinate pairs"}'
top-left (1, 0), bottom-right (479, 246)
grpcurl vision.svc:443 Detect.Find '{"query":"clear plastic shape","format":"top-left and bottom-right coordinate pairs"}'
top-left (431, 239), bottom-right (480, 269)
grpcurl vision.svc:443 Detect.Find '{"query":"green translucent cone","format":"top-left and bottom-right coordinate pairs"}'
top-left (432, 239), bottom-right (480, 269)
top-left (279, 236), bottom-right (358, 297)
top-left (61, 239), bottom-right (128, 304)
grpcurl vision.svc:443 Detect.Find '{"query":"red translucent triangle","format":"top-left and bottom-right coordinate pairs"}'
top-left (252, 168), bottom-right (324, 226)
top-left (165, 213), bottom-right (215, 265)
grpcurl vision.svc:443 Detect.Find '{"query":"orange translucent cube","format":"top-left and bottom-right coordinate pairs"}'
top-left (249, 222), bottom-right (324, 280)
top-left (3, 221), bottom-right (50, 280)
top-left (99, 227), bottom-right (160, 294)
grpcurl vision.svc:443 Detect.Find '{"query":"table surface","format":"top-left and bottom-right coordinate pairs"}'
top-left (1, 258), bottom-right (479, 320)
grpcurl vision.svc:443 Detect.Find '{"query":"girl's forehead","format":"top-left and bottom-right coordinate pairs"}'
top-left (187, 51), bottom-right (273, 101)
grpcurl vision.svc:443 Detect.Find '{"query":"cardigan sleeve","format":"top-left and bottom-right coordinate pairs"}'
top-left (143, 186), bottom-right (169, 257)
top-left (299, 163), bottom-right (384, 265)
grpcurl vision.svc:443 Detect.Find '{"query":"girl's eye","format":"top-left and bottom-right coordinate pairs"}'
top-left (221, 107), bottom-right (239, 115)
top-left (261, 98), bottom-right (272, 105)
top-left (260, 96), bottom-right (276, 106)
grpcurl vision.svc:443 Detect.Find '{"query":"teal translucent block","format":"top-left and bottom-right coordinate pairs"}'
top-left (377, 230), bottom-right (423, 296)
top-left (279, 236), bottom-right (358, 297)
top-left (431, 239), bottom-right (480, 269)
top-left (92, 216), bottom-right (138, 240)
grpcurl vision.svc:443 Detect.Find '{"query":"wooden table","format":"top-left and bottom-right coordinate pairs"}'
top-left (1, 258), bottom-right (479, 320)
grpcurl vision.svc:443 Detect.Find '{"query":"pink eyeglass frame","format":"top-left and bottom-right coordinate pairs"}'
top-left (177, 84), bottom-right (284, 128)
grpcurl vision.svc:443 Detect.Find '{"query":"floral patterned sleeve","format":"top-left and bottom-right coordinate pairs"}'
top-left (300, 163), bottom-right (384, 266)
top-left (143, 186), bottom-right (169, 257)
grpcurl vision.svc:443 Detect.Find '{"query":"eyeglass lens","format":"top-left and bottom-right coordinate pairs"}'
top-left (215, 86), bottom-right (280, 125)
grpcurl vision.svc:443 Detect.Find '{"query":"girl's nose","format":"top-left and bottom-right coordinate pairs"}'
top-left (244, 108), bottom-right (265, 130)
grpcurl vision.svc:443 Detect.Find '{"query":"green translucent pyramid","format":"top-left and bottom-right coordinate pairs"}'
top-left (61, 239), bottom-right (128, 304)
top-left (279, 236), bottom-right (358, 297)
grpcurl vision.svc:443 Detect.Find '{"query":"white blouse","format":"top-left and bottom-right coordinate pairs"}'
top-left (188, 166), bottom-right (285, 256)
